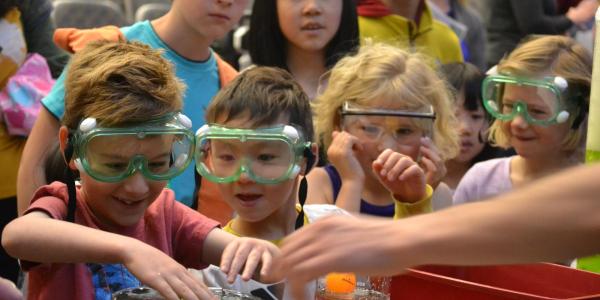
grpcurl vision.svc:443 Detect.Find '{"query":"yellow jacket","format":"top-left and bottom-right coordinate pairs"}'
top-left (359, 3), bottom-right (463, 65)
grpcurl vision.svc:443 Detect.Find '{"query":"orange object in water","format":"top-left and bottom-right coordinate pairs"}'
top-left (325, 272), bottom-right (357, 294)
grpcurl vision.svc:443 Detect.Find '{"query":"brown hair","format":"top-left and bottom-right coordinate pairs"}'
top-left (205, 66), bottom-right (314, 141)
top-left (62, 40), bottom-right (185, 129)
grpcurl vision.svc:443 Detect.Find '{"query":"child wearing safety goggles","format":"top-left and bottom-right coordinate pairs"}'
top-left (308, 43), bottom-right (460, 218)
top-left (2, 41), bottom-right (279, 300)
top-left (453, 35), bottom-right (591, 205)
top-left (194, 66), bottom-right (338, 298)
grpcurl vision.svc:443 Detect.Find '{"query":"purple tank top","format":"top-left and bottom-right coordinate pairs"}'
top-left (323, 165), bottom-right (394, 217)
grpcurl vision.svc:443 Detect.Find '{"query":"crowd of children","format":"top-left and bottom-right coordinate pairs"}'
top-left (0, 0), bottom-right (595, 299)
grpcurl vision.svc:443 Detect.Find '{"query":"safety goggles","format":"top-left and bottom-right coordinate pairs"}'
top-left (195, 124), bottom-right (311, 184)
top-left (482, 75), bottom-right (571, 126)
top-left (70, 113), bottom-right (195, 183)
top-left (339, 102), bottom-right (435, 145)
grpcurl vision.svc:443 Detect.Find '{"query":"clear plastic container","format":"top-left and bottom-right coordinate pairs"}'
top-left (315, 274), bottom-right (390, 300)
top-left (112, 287), bottom-right (261, 300)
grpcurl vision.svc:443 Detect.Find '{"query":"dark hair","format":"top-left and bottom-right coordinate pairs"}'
top-left (440, 62), bottom-right (515, 165)
top-left (0, 0), bottom-right (19, 18)
top-left (45, 141), bottom-right (71, 184)
top-left (440, 62), bottom-right (486, 114)
top-left (248, 0), bottom-right (359, 71)
top-left (205, 66), bottom-right (314, 141)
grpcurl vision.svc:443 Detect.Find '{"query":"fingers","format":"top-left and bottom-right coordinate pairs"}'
top-left (328, 131), bottom-right (362, 158)
top-left (374, 149), bottom-right (415, 181)
top-left (259, 247), bottom-right (275, 279)
top-left (221, 238), bottom-right (276, 283)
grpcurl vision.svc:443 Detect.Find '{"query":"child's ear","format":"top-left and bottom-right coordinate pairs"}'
top-left (58, 126), bottom-right (77, 170)
top-left (300, 143), bottom-right (319, 176)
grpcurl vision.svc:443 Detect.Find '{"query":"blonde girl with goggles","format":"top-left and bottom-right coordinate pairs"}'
top-left (453, 35), bottom-right (590, 205)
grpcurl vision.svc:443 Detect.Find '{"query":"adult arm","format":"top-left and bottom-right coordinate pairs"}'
top-left (17, 107), bottom-right (61, 215)
top-left (279, 163), bottom-right (600, 297)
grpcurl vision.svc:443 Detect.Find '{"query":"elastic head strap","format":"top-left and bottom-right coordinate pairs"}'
top-left (63, 135), bottom-right (77, 223)
top-left (294, 147), bottom-right (314, 229)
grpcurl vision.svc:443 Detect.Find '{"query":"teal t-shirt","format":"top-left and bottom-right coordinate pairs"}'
top-left (42, 21), bottom-right (220, 206)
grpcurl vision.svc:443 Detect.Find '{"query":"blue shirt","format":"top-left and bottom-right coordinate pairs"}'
top-left (42, 21), bottom-right (220, 206)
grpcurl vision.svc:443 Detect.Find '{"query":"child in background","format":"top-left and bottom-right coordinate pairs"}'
top-left (357, 0), bottom-right (463, 65)
top-left (307, 43), bottom-right (460, 217)
top-left (439, 62), bottom-right (514, 207)
top-left (194, 66), bottom-right (321, 298)
top-left (2, 41), bottom-right (278, 300)
top-left (453, 35), bottom-right (591, 205)
top-left (247, 0), bottom-right (358, 99)
top-left (18, 0), bottom-right (246, 224)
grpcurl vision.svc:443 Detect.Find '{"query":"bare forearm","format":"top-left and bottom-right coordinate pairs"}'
top-left (2, 213), bottom-right (131, 264)
top-left (397, 164), bottom-right (600, 267)
top-left (17, 108), bottom-right (60, 215)
top-left (201, 228), bottom-right (234, 266)
top-left (334, 180), bottom-right (363, 213)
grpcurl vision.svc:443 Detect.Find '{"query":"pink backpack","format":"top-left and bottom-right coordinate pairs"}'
top-left (0, 53), bottom-right (55, 136)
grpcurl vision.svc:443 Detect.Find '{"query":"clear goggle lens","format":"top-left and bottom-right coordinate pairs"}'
top-left (482, 75), bottom-right (567, 125)
top-left (341, 115), bottom-right (433, 146)
top-left (197, 138), bottom-right (297, 183)
top-left (80, 132), bottom-right (194, 182)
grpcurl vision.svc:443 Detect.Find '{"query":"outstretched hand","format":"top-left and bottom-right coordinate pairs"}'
top-left (275, 215), bottom-right (408, 299)
top-left (220, 237), bottom-right (281, 284)
top-left (122, 240), bottom-right (216, 300)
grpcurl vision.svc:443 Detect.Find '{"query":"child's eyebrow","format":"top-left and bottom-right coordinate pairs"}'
top-left (98, 152), bottom-right (171, 160)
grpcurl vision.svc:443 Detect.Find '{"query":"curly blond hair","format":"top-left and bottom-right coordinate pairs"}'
top-left (313, 43), bottom-right (459, 161)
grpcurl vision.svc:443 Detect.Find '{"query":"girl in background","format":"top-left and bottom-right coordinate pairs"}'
top-left (248, 0), bottom-right (358, 99)
top-left (453, 35), bottom-right (591, 205)
top-left (440, 62), bottom-right (514, 200)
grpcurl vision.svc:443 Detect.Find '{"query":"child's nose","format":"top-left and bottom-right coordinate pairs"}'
top-left (377, 134), bottom-right (399, 152)
top-left (237, 170), bottom-right (256, 184)
top-left (122, 172), bottom-right (150, 195)
top-left (459, 118), bottom-right (471, 135)
top-left (303, 0), bottom-right (322, 15)
top-left (511, 114), bottom-right (530, 129)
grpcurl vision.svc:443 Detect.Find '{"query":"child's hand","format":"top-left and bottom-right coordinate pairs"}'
top-left (123, 240), bottom-right (216, 300)
top-left (0, 277), bottom-right (22, 300)
top-left (220, 237), bottom-right (280, 284)
top-left (327, 131), bottom-right (365, 183)
top-left (419, 137), bottom-right (446, 189)
top-left (372, 149), bottom-right (426, 203)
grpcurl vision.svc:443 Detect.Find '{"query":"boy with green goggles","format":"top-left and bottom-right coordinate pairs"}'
top-left (482, 74), bottom-right (574, 126)
top-left (70, 113), bottom-right (195, 183)
top-left (195, 124), bottom-right (311, 185)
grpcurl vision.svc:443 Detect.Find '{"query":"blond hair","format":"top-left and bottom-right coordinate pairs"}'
top-left (63, 41), bottom-right (185, 129)
top-left (313, 43), bottom-right (459, 160)
top-left (489, 35), bottom-right (591, 151)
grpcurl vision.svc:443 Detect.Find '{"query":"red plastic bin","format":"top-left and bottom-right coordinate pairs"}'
top-left (390, 263), bottom-right (600, 300)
